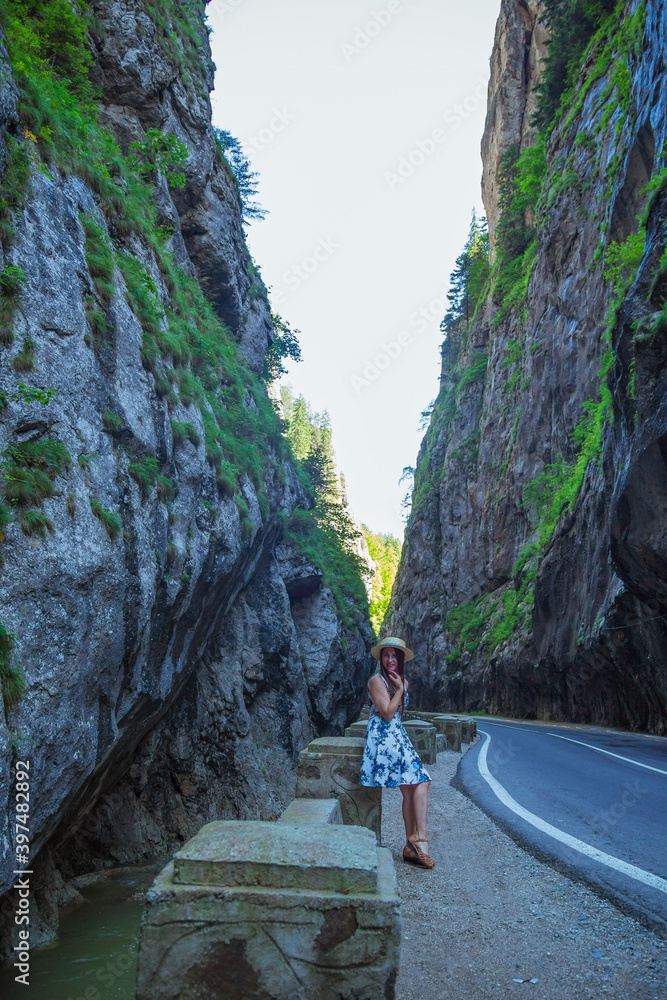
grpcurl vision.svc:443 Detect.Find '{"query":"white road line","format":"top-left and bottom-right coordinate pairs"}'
top-left (477, 730), bottom-right (667, 895)
top-left (548, 733), bottom-right (667, 777)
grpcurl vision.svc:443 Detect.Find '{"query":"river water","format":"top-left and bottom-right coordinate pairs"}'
top-left (0, 863), bottom-right (164, 1000)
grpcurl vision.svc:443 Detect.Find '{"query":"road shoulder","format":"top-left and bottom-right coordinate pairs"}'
top-left (384, 746), bottom-right (667, 1000)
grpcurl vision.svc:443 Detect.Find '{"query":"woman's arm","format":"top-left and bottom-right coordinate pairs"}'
top-left (368, 673), bottom-right (403, 722)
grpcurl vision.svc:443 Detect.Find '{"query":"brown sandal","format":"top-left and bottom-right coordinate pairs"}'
top-left (402, 836), bottom-right (435, 869)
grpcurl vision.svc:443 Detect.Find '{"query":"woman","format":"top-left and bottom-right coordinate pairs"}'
top-left (360, 636), bottom-right (434, 869)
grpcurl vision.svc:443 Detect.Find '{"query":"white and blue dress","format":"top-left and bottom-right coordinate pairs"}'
top-left (360, 674), bottom-right (431, 787)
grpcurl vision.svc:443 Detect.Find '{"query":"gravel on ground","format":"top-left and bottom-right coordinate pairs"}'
top-left (383, 743), bottom-right (667, 1000)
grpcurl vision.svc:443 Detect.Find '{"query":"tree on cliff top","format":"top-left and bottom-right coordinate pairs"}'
top-left (440, 210), bottom-right (489, 346)
top-left (280, 387), bottom-right (368, 622)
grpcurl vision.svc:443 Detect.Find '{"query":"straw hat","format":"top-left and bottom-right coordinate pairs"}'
top-left (370, 636), bottom-right (414, 662)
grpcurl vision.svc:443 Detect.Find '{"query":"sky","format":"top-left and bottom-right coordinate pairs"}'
top-left (207, 0), bottom-right (501, 538)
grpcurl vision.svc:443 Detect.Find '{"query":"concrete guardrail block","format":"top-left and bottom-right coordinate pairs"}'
top-left (400, 720), bottom-right (437, 765)
top-left (278, 798), bottom-right (343, 825)
top-left (136, 820), bottom-right (400, 1000)
top-left (344, 720), bottom-right (369, 738)
top-left (431, 715), bottom-right (462, 752)
top-left (296, 737), bottom-right (382, 842)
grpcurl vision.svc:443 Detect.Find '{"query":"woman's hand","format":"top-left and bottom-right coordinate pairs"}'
top-left (368, 669), bottom-right (404, 723)
top-left (385, 667), bottom-right (404, 693)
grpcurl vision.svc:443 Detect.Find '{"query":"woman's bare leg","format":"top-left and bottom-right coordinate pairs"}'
top-left (400, 785), bottom-right (415, 845)
top-left (411, 781), bottom-right (430, 843)
top-left (400, 781), bottom-right (430, 842)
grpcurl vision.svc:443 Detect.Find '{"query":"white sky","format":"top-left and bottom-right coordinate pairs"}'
top-left (207, 0), bottom-right (501, 538)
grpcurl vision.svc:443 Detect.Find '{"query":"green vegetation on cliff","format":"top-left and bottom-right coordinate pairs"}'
top-left (0, 621), bottom-right (24, 709)
top-left (0, 0), bottom-right (293, 543)
top-left (440, 211), bottom-right (489, 344)
top-left (417, 1), bottom-right (652, 665)
top-left (534, 0), bottom-right (619, 132)
top-left (363, 528), bottom-right (401, 636)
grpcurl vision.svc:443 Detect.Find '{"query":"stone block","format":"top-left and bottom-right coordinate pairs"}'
top-left (436, 733), bottom-right (447, 754)
top-left (136, 821), bottom-right (400, 1000)
top-left (431, 715), bottom-right (462, 752)
top-left (344, 720), bottom-right (369, 738)
top-left (401, 720), bottom-right (437, 765)
top-left (173, 820), bottom-right (377, 893)
top-left (449, 717), bottom-right (474, 743)
top-left (278, 798), bottom-right (342, 825)
top-left (296, 737), bottom-right (381, 842)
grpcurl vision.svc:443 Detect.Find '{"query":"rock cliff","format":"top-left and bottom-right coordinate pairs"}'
top-left (391, 0), bottom-right (667, 734)
top-left (0, 0), bottom-right (371, 954)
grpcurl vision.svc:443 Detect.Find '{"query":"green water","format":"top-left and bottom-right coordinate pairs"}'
top-left (0, 863), bottom-right (163, 1000)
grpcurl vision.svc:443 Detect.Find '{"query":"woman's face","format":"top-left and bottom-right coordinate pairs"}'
top-left (381, 647), bottom-right (399, 671)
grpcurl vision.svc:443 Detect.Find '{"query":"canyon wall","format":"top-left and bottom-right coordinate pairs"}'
top-left (0, 0), bottom-right (371, 953)
top-left (391, 0), bottom-right (667, 734)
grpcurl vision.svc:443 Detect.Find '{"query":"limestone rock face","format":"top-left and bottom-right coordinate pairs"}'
top-left (391, 0), bottom-right (667, 734)
top-left (0, 1), bottom-right (371, 955)
top-left (481, 0), bottom-right (547, 249)
top-left (90, 0), bottom-right (273, 374)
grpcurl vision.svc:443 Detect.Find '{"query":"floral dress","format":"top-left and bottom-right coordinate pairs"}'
top-left (360, 673), bottom-right (431, 787)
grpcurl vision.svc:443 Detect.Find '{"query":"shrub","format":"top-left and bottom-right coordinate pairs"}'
top-left (263, 313), bottom-right (301, 382)
top-left (117, 253), bottom-right (164, 338)
top-left (20, 509), bottom-right (54, 537)
top-left (127, 456), bottom-right (167, 501)
top-left (90, 497), bottom-right (120, 539)
top-left (0, 622), bottom-right (25, 708)
top-left (81, 213), bottom-right (115, 303)
top-left (156, 475), bottom-right (173, 501)
top-left (12, 337), bottom-right (35, 372)
top-left (456, 352), bottom-right (489, 395)
top-left (0, 499), bottom-right (11, 537)
top-left (216, 463), bottom-right (236, 496)
top-left (66, 492), bottom-right (76, 515)
top-left (171, 420), bottom-right (201, 448)
top-left (129, 129), bottom-right (188, 189)
top-left (0, 264), bottom-right (27, 296)
top-left (0, 263), bottom-right (28, 344)
top-left (166, 540), bottom-right (178, 563)
top-left (4, 466), bottom-right (53, 505)
top-left (101, 411), bottom-right (123, 434)
top-left (85, 295), bottom-right (109, 340)
top-left (2, 438), bottom-right (71, 506)
top-left (0, 137), bottom-right (30, 244)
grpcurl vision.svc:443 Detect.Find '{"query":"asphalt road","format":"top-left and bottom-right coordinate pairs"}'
top-left (457, 718), bottom-right (667, 935)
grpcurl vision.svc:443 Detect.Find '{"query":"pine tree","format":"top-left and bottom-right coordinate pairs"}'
top-left (213, 128), bottom-right (268, 222)
top-left (440, 210), bottom-right (489, 340)
top-left (363, 528), bottom-right (402, 635)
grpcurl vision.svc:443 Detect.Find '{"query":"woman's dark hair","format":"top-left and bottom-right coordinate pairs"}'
top-left (379, 647), bottom-right (406, 711)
